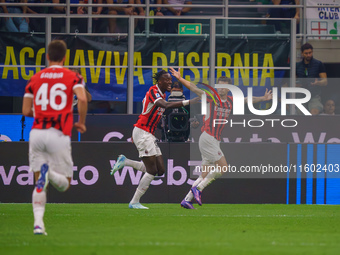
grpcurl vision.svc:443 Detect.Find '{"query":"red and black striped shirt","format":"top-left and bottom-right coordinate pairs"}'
top-left (134, 84), bottom-right (166, 135)
top-left (201, 95), bottom-right (233, 141)
top-left (24, 65), bottom-right (84, 137)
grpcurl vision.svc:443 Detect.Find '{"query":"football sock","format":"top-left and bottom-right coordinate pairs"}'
top-left (184, 176), bottom-right (203, 202)
top-left (48, 171), bottom-right (69, 192)
top-left (125, 158), bottom-right (146, 172)
top-left (130, 172), bottom-right (154, 204)
top-left (32, 189), bottom-right (46, 229)
top-left (197, 170), bottom-right (222, 191)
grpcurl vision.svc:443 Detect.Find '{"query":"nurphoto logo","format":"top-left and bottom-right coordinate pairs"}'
top-left (199, 84), bottom-right (312, 128)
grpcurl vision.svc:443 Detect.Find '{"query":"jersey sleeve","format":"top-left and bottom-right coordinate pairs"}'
top-left (72, 73), bottom-right (85, 91)
top-left (149, 88), bottom-right (163, 104)
top-left (24, 79), bottom-right (34, 98)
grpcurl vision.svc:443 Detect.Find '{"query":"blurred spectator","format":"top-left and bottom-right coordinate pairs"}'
top-left (0, 0), bottom-right (29, 32)
top-left (134, 0), bottom-right (145, 32)
top-left (90, 0), bottom-right (104, 16)
top-left (51, 0), bottom-right (66, 32)
top-left (320, 99), bottom-right (335, 115)
top-left (51, 0), bottom-right (87, 33)
top-left (87, 0), bottom-right (109, 33)
top-left (253, 0), bottom-right (271, 3)
top-left (296, 43), bottom-right (327, 115)
top-left (27, 0), bottom-right (50, 32)
top-left (106, 0), bottom-right (135, 33)
top-left (168, 80), bottom-right (186, 101)
top-left (147, 0), bottom-right (162, 31)
top-left (71, 0), bottom-right (110, 33)
top-left (70, 0), bottom-right (88, 33)
top-left (268, 0), bottom-right (300, 33)
top-left (155, 0), bottom-right (192, 33)
top-left (75, 0), bottom-right (109, 33)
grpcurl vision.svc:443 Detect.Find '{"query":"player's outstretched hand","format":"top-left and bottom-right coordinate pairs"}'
top-left (263, 88), bottom-right (273, 101)
top-left (169, 67), bottom-right (181, 79)
top-left (74, 122), bottom-right (86, 133)
top-left (190, 97), bottom-right (201, 105)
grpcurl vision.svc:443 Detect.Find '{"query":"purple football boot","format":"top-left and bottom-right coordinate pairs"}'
top-left (191, 186), bottom-right (202, 206)
top-left (180, 199), bottom-right (195, 209)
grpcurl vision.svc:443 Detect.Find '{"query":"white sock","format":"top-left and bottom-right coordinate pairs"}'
top-left (125, 158), bottom-right (146, 172)
top-left (184, 176), bottom-right (203, 202)
top-left (197, 171), bottom-right (222, 191)
top-left (130, 172), bottom-right (154, 204)
top-left (48, 171), bottom-right (69, 192)
top-left (32, 189), bottom-right (46, 229)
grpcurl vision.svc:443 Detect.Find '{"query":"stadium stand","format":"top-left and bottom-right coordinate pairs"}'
top-left (0, 1), bottom-right (339, 114)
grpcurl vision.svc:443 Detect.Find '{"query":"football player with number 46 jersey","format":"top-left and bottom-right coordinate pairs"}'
top-left (22, 40), bottom-right (88, 235)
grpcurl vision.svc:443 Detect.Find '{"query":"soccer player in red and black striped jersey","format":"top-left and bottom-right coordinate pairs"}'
top-left (22, 40), bottom-right (88, 234)
top-left (111, 70), bottom-right (199, 209)
top-left (201, 83), bottom-right (233, 142)
top-left (170, 67), bottom-right (272, 209)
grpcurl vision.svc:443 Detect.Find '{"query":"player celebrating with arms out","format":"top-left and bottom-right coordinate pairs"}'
top-left (22, 40), bottom-right (88, 234)
top-left (110, 70), bottom-right (199, 209)
top-left (169, 67), bottom-right (273, 209)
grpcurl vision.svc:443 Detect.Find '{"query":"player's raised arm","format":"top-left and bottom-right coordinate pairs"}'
top-left (169, 67), bottom-right (204, 98)
top-left (155, 97), bottom-right (200, 110)
top-left (245, 88), bottom-right (273, 104)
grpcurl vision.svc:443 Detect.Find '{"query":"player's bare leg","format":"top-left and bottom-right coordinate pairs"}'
top-left (155, 155), bottom-right (165, 177)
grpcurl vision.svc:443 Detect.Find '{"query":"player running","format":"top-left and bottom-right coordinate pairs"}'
top-left (110, 70), bottom-right (199, 209)
top-left (22, 40), bottom-right (88, 234)
top-left (169, 67), bottom-right (273, 209)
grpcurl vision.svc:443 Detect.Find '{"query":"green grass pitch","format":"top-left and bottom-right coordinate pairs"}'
top-left (0, 204), bottom-right (339, 255)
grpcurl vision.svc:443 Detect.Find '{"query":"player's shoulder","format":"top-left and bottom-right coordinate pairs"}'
top-left (149, 84), bottom-right (158, 91)
top-left (149, 84), bottom-right (160, 95)
top-left (29, 68), bottom-right (46, 81)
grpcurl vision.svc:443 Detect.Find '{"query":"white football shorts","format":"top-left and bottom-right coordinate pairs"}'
top-left (132, 127), bottom-right (162, 158)
top-left (199, 131), bottom-right (224, 165)
top-left (29, 128), bottom-right (73, 177)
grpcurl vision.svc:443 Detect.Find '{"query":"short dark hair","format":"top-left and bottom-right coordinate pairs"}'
top-left (69, 67), bottom-right (80, 74)
top-left (301, 43), bottom-right (313, 52)
top-left (152, 70), bottom-right (168, 84)
top-left (48, 40), bottom-right (67, 62)
top-left (171, 81), bottom-right (183, 90)
top-left (217, 76), bottom-right (232, 84)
